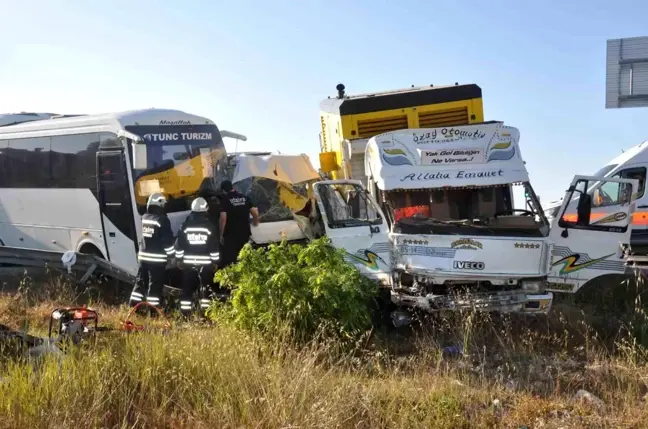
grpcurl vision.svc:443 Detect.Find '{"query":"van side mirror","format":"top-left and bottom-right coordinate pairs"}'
top-left (132, 144), bottom-right (148, 170)
top-left (576, 193), bottom-right (592, 226)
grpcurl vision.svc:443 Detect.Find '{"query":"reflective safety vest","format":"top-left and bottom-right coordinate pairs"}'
top-left (174, 213), bottom-right (219, 266)
top-left (138, 212), bottom-right (175, 264)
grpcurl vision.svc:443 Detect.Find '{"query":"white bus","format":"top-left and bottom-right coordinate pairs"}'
top-left (0, 109), bottom-right (228, 276)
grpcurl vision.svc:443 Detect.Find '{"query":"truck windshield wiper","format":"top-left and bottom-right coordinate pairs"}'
top-left (397, 216), bottom-right (466, 226)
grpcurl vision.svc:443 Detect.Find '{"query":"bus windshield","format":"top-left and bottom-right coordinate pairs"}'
top-left (125, 124), bottom-right (227, 214)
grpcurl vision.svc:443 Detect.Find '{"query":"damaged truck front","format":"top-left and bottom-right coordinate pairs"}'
top-left (228, 129), bottom-right (639, 323)
top-left (311, 122), bottom-right (555, 316)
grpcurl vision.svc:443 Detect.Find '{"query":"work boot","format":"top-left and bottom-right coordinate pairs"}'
top-left (129, 290), bottom-right (144, 307)
top-left (199, 297), bottom-right (212, 318)
top-left (179, 299), bottom-right (194, 319)
top-left (146, 295), bottom-right (162, 308)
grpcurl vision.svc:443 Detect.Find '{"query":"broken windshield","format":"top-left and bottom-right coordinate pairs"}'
top-left (385, 183), bottom-right (549, 237)
top-left (315, 182), bottom-right (383, 228)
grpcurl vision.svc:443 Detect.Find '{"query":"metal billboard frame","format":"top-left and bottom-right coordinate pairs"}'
top-left (606, 36), bottom-right (648, 109)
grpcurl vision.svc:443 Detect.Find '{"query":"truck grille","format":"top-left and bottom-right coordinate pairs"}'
top-left (357, 115), bottom-right (408, 138)
top-left (418, 107), bottom-right (469, 127)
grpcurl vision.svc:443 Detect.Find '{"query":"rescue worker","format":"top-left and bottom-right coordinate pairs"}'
top-left (174, 197), bottom-right (220, 315)
top-left (198, 185), bottom-right (222, 234)
top-left (219, 180), bottom-right (260, 269)
top-left (129, 193), bottom-right (175, 309)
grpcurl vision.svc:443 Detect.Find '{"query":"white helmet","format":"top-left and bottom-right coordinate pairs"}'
top-left (147, 193), bottom-right (167, 208)
top-left (191, 197), bottom-right (209, 213)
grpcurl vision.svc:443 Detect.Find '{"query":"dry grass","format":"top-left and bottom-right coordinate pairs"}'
top-left (1, 275), bottom-right (648, 428)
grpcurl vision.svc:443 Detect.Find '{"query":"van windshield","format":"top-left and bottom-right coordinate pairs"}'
top-left (385, 182), bottom-right (549, 237)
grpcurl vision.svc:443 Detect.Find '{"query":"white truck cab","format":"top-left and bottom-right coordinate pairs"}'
top-left (313, 122), bottom-right (554, 313)
top-left (310, 122), bottom-right (638, 315)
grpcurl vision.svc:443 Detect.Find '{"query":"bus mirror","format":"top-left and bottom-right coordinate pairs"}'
top-left (133, 144), bottom-right (148, 170)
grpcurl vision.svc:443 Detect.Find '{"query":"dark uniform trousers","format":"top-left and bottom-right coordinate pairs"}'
top-left (175, 216), bottom-right (220, 313)
top-left (132, 262), bottom-right (167, 307)
top-left (129, 214), bottom-right (175, 308)
top-left (220, 234), bottom-right (250, 269)
top-left (180, 263), bottom-right (216, 312)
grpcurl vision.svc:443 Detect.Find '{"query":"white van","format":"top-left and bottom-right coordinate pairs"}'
top-left (546, 141), bottom-right (648, 292)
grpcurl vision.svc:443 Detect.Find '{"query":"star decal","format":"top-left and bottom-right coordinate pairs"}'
top-left (402, 239), bottom-right (429, 245)
top-left (514, 242), bottom-right (541, 249)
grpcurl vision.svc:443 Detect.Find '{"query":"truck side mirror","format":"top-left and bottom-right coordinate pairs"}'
top-left (576, 193), bottom-right (592, 226)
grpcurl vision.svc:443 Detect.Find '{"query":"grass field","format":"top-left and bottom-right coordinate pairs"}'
top-left (1, 276), bottom-right (648, 428)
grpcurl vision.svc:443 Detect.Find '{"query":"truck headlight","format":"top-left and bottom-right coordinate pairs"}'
top-left (521, 280), bottom-right (544, 293)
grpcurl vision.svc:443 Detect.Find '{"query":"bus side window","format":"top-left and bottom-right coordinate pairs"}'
top-left (5, 137), bottom-right (51, 188)
top-left (51, 133), bottom-right (100, 192)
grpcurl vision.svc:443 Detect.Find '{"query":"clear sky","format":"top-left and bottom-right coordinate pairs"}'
top-left (1, 0), bottom-right (647, 205)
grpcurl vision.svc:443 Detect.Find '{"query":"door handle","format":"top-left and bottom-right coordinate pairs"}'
top-left (109, 232), bottom-right (116, 238)
top-left (638, 205), bottom-right (648, 208)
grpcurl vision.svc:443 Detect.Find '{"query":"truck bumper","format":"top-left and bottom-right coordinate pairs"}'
top-left (391, 290), bottom-right (553, 315)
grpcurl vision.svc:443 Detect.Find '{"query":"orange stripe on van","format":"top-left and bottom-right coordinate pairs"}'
top-left (561, 213), bottom-right (605, 222)
top-left (632, 212), bottom-right (648, 225)
top-left (561, 212), bottom-right (648, 225)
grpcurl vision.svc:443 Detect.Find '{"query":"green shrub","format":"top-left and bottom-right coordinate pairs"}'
top-left (212, 237), bottom-right (379, 341)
